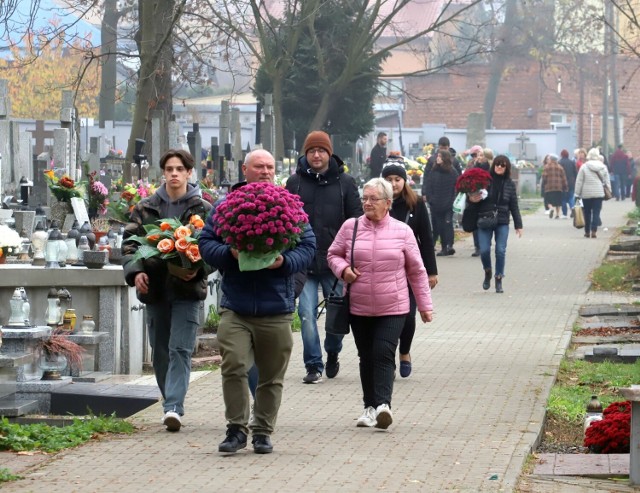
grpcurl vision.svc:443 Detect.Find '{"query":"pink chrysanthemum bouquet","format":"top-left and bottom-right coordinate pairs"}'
top-left (213, 182), bottom-right (309, 271)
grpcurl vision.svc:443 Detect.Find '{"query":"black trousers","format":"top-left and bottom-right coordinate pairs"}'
top-left (351, 314), bottom-right (406, 409)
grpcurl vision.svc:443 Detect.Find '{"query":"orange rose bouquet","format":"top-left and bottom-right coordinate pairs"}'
top-left (128, 215), bottom-right (206, 276)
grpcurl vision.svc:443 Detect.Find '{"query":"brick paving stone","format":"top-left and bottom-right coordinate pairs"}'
top-left (0, 200), bottom-right (638, 492)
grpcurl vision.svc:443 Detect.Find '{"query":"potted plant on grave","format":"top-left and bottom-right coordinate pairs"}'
top-left (44, 169), bottom-right (84, 224)
top-left (107, 180), bottom-right (157, 224)
top-left (36, 328), bottom-right (85, 380)
top-left (86, 170), bottom-right (110, 220)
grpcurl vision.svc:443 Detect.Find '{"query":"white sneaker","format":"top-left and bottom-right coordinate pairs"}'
top-left (374, 404), bottom-right (393, 429)
top-left (163, 411), bottom-right (182, 432)
top-left (356, 406), bottom-right (376, 427)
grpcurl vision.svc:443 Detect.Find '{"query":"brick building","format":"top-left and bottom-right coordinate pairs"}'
top-left (402, 55), bottom-right (640, 157)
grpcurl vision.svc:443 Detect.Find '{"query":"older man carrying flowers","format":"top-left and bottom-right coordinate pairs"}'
top-left (200, 149), bottom-right (316, 455)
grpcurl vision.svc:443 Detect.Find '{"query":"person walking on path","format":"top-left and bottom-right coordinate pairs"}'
top-left (421, 136), bottom-right (463, 204)
top-left (462, 155), bottom-right (523, 293)
top-left (328, 178), bottom-right (433, 429)
top-left (122, 149), bottom-right (213, 432)
top-left (285, 130), bottom-right (362, 384)
top-left (609, 144), bottom-right (631, 200)
top-left (559, 149), bottom-right (577, 218)
top-left (368, 132), bottom-right (388, 179)
top-left (575, 147), bottom-right (611, 239)
top-left (382, 159), bottom-right (438, 378)
top-left (541, 153), bottom-right (568, 220)
top-left (199, 149), bottom-right (316, 454)
top-left (423, 148), bottom-right (459, 257)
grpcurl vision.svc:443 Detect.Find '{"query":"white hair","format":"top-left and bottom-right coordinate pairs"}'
top-left (363, 178), bottom-right (393, 200)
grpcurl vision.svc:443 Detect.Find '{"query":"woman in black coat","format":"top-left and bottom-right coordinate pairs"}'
top-left (424, 149), bottom-right (459, 256)
top-left (382, 159), bottom-right (438, 378)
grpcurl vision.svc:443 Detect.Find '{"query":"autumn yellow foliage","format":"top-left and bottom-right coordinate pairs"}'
top-left (0, 33), bottom-right (100, 119)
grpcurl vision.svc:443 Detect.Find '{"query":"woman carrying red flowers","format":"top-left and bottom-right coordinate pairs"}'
top-left (461, 155), bottom-right (523, 293)
top-left (122, 149), bottom-right (212, 433)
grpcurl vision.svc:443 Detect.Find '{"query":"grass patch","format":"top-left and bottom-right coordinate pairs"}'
top-left (0, 414), bottom-right (134, 453)
top-left (292, 311), bottom-right (301, 332)
top-left (627, 207), bottom-right (640, 220)
top-left (0, 468), bottom-right (22, 483)
top-left (590, 259), bottom-right (640, 291)
top-left (547, 359), bottom-right (640, 422)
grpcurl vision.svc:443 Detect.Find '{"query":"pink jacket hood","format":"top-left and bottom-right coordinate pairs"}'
top-left (327, 214), bottom-right (433, 316)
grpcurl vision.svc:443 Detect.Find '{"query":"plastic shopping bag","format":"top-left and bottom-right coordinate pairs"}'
top-left (573, 199), bottom-right (585, 229)
top-left (453, 192), bottom-right (467, 214)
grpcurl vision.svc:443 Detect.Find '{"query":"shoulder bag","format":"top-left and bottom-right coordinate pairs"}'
top-left (477, 184), bottom-right (502, 229)
top-left (318, 218), bottom-right (358, 335)
top-left (596, 170), bottom-right (613, 200)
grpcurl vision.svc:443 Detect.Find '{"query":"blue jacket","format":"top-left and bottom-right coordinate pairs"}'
top-left (199, 191), bottom-right (316, 316)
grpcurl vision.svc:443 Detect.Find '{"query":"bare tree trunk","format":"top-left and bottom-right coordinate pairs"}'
top-left (99, 0), bottom-right (119, 127)
top-left (125, 0), bottom-right (176, 181)
top-left (483, 0), bottom-right (519, 129)
top-left (272, 78), bottom-right (285, 160)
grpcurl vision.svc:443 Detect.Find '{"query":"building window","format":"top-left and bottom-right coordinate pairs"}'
top-left (550, 112), bottom-right (567, 129)
top-left (379, 79), bottom-right (404, 97)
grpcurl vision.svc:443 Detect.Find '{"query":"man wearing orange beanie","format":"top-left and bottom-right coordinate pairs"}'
top-left (286, 130), bottom-right (362, 384)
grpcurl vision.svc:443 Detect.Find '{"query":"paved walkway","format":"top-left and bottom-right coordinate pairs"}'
top-left (2, 199), bottom-right (638, 493)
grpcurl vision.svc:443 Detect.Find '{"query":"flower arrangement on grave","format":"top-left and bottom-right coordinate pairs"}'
top-left (107, 180), bottom-right (157, 223)
top-left (106, 148), bottom-right (124, 158)
top-left (213, 182), bottom-right (309, 271)
top-left (584, 400), bottom-right (631, 453)
top-left (44, 170), bottom-right (82, 202)
top-left (86, 171), bottom-right (109, 215)
top-left (0, 224), bottom-right (21, 260)
top-left (455, 167), bottom-right (492, 194)
top-left (198, 178), bottom-right (220, 205)
top-left (127, 215), bottom-right (206, 276)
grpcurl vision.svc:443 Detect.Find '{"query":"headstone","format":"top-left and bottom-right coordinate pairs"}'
top-left (60, 91), bottom-right (77, 180)
top-left (219, 100), bottom-right (230, 150)
top-left (508, 131), bottom-right (537, 161)
top-left (53, 128), bottom-right (70, 175)
top-left (465, 112), bottom-right (485, 150)
top-left (15, 126), bottom-right (33, 185)
top-left (31, 152), bottom-right (49, 207)
top-left (12, 210), bottom-right (35, 236)
top-left (168, 118), bottom-right (180, 150)
top-left (232, 108), bottom-right (242, 171)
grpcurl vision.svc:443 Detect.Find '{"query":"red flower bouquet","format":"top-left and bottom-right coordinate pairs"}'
top-left (128, 215), bottom-right (206, 275)
top-left (213, 182), bottom-right (309, 271)
top-left (584, 400), bottom-right (631, 453)
top-left (455, 167), bottom-right (492, 194)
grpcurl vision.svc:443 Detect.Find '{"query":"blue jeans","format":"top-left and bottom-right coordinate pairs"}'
top-left (561, 187), bottom-right (575, 216)
top-left (477, 224), bottom-right (510, 277)
top-left (146, 300), bottom-right (200, 415)
top-left (298, 272), bottom-right (345, 373)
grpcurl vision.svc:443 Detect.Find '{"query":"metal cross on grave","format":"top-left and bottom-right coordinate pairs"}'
top-left (516, 131), bottom-right (530, 159)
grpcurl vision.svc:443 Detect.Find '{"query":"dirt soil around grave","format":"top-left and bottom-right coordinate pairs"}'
top-left (191, 345), bottom-right (220, 370)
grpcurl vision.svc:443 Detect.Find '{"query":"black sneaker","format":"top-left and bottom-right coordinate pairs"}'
top-left (302, 370), bottom-right (322, 384)
top-left (218, 426), bottom-right (247, 453)
top-left (471, 248), bottom-right (480, 257)
top-left (252, 434), bottom-right (273, 454)
top-left (325, 352), bottom-right (340, 379)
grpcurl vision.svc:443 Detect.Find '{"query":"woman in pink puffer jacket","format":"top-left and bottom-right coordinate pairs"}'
top-left (328, 178), bottom-right (434, 431)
